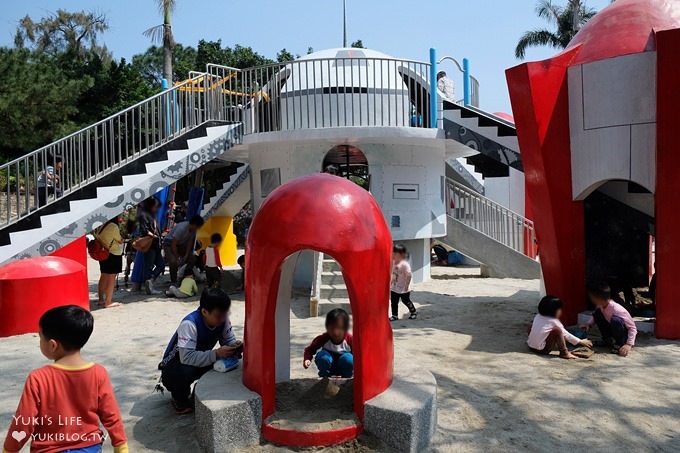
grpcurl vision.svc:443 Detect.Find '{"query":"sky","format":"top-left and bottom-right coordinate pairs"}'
top-left (1, 0), bottom-right (612, 114)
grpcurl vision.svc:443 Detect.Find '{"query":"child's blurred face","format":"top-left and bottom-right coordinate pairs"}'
top-left (202, 308), bottom-right (227, 328)
top-left (392, 252), bottom-right (405, 263)
top-left (327, 321), bottom-right (347, 343)
top-left (589, 293), bottom-right (608, 308)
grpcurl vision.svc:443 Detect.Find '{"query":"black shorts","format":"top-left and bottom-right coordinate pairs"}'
top-left (100, 253), bottom-right (123, 274)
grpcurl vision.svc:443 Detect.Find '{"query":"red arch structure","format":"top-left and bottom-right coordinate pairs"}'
top-left (243, 173), bottom-right (393, 445)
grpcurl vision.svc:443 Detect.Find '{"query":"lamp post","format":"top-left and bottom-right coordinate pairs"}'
top-left (343, 0), bottom-right (347, 47)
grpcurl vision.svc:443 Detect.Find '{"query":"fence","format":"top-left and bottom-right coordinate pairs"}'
top-left (207, 56), bottom-right (432, 134)
top-left (445, 178), bottom-right (537, 258)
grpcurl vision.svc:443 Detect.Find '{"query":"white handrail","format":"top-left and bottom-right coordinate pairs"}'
top-left (445, 177), bottom-right (537, 258)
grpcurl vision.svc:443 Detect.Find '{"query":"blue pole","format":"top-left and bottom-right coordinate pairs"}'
top-left (429, 48), bottom-right (438, 129)
top-left (463, 58), bottom-right (470, 106)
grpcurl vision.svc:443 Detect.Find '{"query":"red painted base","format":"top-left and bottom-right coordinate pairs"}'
top-left (262, 421), bottom-right (363, 447)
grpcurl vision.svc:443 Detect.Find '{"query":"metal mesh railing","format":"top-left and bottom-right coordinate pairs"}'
top-left (207, 56), bottom-right (432, 134)
top-left (446, 178), bottom-right (537, 258)
top-left (0, 75), bottom-right (209, 227)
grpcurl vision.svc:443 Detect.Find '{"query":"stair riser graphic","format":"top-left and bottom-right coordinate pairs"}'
top-left (1, 125), bottom-right (241, 263)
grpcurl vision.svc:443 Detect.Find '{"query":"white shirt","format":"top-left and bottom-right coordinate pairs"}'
top-left (438, 77), bottom-right (455, 100)
top-left (527, 314), bottom-right (580, 350)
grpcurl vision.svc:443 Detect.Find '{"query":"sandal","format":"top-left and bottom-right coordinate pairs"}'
top-left (104, 302), bottom-right (123, 308)
top-left (389, 316), bottom-right (398, 322)
top-left (408, 312), bottom-right (418, 320)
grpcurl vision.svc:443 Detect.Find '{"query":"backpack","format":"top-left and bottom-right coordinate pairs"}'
top-left (88, 226), bottom-right (111, 261)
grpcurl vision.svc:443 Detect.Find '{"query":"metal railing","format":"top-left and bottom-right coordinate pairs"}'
top-left (445, 178), bottom-right (537, 258)
top-left (207, 55), bottom-right (432, 134)
top-left (0, 54), bottom-right (453, 230)
top-left (0, 74), bottom-right (209, 227)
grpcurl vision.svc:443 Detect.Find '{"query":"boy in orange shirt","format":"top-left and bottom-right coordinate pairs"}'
top-left (3, 305), bottom-right (128, 453)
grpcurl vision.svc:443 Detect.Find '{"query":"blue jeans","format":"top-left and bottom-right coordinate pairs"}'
top-left (315, 349), bottom-right (353, 378)
top-left (60, 444), bottom-right (102, 453)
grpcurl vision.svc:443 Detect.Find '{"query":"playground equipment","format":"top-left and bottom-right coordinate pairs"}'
top-left (193, 174), bottom-right (436, 451)
top-left (507, 0), bottom-right (680, 336)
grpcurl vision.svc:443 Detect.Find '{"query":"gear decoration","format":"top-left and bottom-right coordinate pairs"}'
top-left (38, 240), bottom-right (61, 256)
top-left (58, 222), bottom-right (78, 235)
top-left (105, 194), bottom-right (126, 208)
top-left (131, 188), bottom-right (146, 202)
top-left (84, 213), bottom-right (109, 232)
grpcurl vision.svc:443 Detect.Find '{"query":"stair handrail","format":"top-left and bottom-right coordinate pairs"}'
top-left (0, 73), bottom-right (211, 227)
top-left (445, 177), bottom-right (537, 258)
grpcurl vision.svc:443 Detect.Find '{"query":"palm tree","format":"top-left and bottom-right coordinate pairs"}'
top-left (144, 0), bottom-right (176, 83)
top-left (515, 0), bottom-right (597, 59)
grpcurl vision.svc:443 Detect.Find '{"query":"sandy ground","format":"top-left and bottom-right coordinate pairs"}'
top-left (1, 262), bottom-right (680, 452)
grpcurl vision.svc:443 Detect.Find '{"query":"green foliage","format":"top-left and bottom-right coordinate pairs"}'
top-left (0, 48), bottom-right (90, 158)
top-left (14, 9), bottom-right (110, 60)
top-left (515, 0), bottom-right (597, 59)
top-left (276, 48), bottom-right (295, 63)
top-left (350, 39), bottom-right (365, 49)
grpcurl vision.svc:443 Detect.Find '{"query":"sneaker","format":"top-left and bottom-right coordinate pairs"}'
top-left (389, 316), bottom-right (398, 322)
top-left (408, 312), bottom-right (418, 320)
top-left (146, 280), bottom-right (162, 296)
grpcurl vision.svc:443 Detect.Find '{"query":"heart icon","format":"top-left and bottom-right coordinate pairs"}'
top-left (11, 431), bottom-right (27, 442)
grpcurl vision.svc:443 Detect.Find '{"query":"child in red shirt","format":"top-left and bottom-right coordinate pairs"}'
top-left (303, 309), bottom-right (353, 378)
top-left (3, 306), bottom-right (128, 453)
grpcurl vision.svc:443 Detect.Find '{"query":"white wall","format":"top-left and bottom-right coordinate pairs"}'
top-left (568, 52), bottom-right (657, 200)
top-left (484, 168), bottom-right (525, 216)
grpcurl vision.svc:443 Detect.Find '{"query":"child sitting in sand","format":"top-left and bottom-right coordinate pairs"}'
top-left (165, 268), bottom-right (198, 299)
top-left (581, 281), bottom-right (637, 357)
top-left (159, 288), bottom-right (243, 413)
top-left (3, 306), bottom-right (128, 453)
top-left (528, 296), bottom-right (593, 359)
top-left (390, 244), bottom-right (417, 321)
top-left (203, 233), bottom-right (223, 288)
top-left (303, 309), bottom-right (353, 378)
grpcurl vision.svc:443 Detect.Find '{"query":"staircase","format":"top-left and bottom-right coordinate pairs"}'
top-left (201, 164), bottom-right (251, 219)
top-left (310, 255), bottom-right (351, 316)
top-left (0, 72), bottom-right (243, 263)
top-left (441, 178), bottom-right (540, 279)
top-left (442, 100), bottom-right (522, 179)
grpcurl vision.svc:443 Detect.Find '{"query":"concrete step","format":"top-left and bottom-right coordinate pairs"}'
top-left (320, 284), bottom-right (349, 299)
top-left (317, 298), bottom-right (352, 316)
top-left (321, 270), bottom-right (344, 286)
top-left (322, 259), bottom-right (341, 272)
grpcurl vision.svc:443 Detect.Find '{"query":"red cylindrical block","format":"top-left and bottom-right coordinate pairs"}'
top-left (0, 256), bottom-right (89, 337)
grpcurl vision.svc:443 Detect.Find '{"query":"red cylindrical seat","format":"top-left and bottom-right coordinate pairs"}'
top-left (0, 256), bottom-right (89, 337)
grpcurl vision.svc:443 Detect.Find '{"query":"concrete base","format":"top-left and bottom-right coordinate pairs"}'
top-left (194, 369), bottom-right (262, 452)
top-left (364, 366), bottom-right (437, 453)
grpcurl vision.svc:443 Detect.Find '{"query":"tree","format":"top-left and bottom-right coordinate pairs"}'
top-left (0, 49), bottom-right (90, 159)
top-left (132, 44), bottom-right (196, 86)
top-left (144, 0), bottom-right (176, 83)
top-left (350, 39), bottom-right (365, 49)
top-left (14, 9), bottom-right (109, 60)
top-left (515, 0), bottom-right (597, 59)
top-left (276, 48), bottom-right (295, 63)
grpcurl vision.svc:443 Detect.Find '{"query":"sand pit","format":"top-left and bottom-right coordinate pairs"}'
top-left (266, 378), bottom-right (358, 432)
top-left (1, 262), bottom-right (680, 452)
